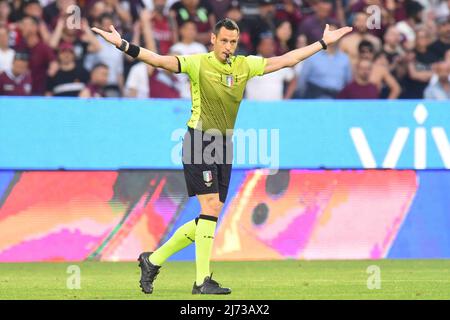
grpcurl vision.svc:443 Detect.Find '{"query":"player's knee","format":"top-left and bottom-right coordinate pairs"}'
top-left (204, 197), bottom-right (223, 217)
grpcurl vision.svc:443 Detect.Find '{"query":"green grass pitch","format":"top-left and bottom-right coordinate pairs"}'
top-left (0, 260), bottom-right (449, 300)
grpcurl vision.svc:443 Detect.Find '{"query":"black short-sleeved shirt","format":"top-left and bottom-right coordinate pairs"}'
top-left (46, 66), bottom-right (89, 97)
top-left (402, 49), bottom-right (438, 99)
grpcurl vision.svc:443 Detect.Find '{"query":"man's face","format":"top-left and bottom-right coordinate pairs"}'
top-left (353, 13), bottom-right (367, 33)
top-left (359, 46), bottom-right (374, 60)
top-left (211, 27), bottom-right (239, 62)
top-left (384, 26), bottom-right (400, 46)
top-left (12, 59), bottom-right (29, 76)
top-left (356, 59), bottom-right (372, 82)
top-left (315, 1), bottom-right (332, 20)
top-left (92, 66), bottom-right (109, 86)
top-left (24, 3), bottom-right (43, 19)
top-left (0, 1), bottom-right (11, 19)
top-left (257, 37), bottom-right (275, 58)
top-left (438, 21), bottom-right (450, 42)
top-left (180, 22), bottom-right (197, 43)
top-left (58, 49), bottom-right (75, 64)
top-left (259, 4), bottom-right (276, 18)
top-left (20, 17), bottom-right (39, 37)
top-left (100, 17), bottom-right (113, 30)
top-left (226, 8), bottom-right (242, 22)
top-left (415, 30), bottom-right (430, 48)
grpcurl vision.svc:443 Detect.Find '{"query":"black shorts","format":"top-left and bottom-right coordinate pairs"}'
top-left (182, 127), bottom-right (233, 203)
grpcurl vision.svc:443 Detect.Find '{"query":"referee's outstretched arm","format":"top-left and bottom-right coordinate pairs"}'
top-left (91, 25), bottom-right (180, 73)
top-left (264, 24), bottom-right (353, 75)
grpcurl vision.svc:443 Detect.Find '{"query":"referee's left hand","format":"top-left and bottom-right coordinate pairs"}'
top-left (322, 24), bottom-right (353, 46)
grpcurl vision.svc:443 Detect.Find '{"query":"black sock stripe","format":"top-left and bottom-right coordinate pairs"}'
top-left (198, 214), bottom-right (218, 222)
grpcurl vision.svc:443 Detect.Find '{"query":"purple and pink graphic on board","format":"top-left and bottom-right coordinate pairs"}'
top-left (1, 169), bottom-right (448, 262)
top-left (213, 170), bottom-right (417, 260)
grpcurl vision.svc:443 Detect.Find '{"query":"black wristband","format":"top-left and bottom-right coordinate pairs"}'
top-left (116, 39), bottom-right (128, 51)
top-left (125, 43), bottom-right (140, 59)
top-left (319, 39), bottom-right (328, 50)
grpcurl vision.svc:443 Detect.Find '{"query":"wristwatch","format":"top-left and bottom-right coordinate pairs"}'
top-left (319, 39), bottom-right (328, 50)
top-left (117, 39), bottom-right (128, 51)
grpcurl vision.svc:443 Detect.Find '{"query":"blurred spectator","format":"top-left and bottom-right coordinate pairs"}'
top-left (169, 20), bottom-right (207, 55)
top-left (245, 36), bottom-right (297, 100)
top-left (8, 0), bottom-right (25, 23)
top-left (86, 0), bottom-right (134, 34)
top-left (297, 0), bottom-right (339, 45)
top-left (0, 25), bottom-right (14, 72)
top-left (0, 0), bottom-right (10, 26)
top-left (225, 1), bottom-right (252, 55)
top-left (84, 13), bottom-right (124, 95)
top-left (274, 19), bottom-right (294, 56)
top-left (339, 12), bottom-right (381, 65)
top-left (381, 25), bottom-right (406, 79)
top-left (169, 0), bottom-right (216, 45)
top-left (424, 60), bottom-right (450, 99)
top-left (248, 0), bottom-right (278, 52)
top-left (337, 59), bottom-right (379, 99)
top-left (208, 0), bottom-right (231, 21)
top-left (0, 51), bottom-right (32, 95)
top-left (17, 15), bottom-right (56, 95)
top-left (349, 0), bottom-right (395, 37)
top-left (46, 42), bottom-right (89, 96)
top-left (357, 40), bottom-right (401, 99)
top-left (395, 0), bottom-right (425, 50)
top-left (296, 24), bottom-right (352, 99)
top-left (125, 62), bottom-right (179, 98)
top-left (429, 0), bottom-right (450, 21)
top-left (169, 20), bottom-right (207, 98)
top-left (428, 15), bottom-right (450, 61)
top-left (22, 0), bottom-right (50, 44)
top-left (43, 0), bottom-right (76, 31)
top-left (148, 0), bottom-right (174, 55)
top-left (149, 66), bottom-right (180, 98)
top-left (275, 0), bottom-right (302, 29)
top-left (401, 29), bottom-right (437, 98)
top-left (79, 62), bottom-right (109, 97)
top-left (103, 0), bottom-right (133, 31)
top-left (49, 16), bottom-right (101, 67)
top-left (125, 61), bottom-right (152, 98)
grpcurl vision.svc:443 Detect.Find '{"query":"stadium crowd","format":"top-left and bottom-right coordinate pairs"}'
top-left (0, 0), bottom-right (449, 100)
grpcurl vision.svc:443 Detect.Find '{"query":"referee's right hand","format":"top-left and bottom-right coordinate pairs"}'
top-left (91, 25), bottom-right (122, 48)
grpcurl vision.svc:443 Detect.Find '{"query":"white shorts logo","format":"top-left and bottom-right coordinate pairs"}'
top-left (203, 170), bottom-right (213, 187)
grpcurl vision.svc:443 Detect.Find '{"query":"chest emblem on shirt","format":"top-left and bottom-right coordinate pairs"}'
top-left (226, 75), bottom-right (234, 87)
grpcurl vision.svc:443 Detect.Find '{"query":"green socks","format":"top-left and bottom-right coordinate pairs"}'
top-left (149, 219), bottom-right (197, 266)
top-left (148, 214), bottom-right (219, 286)
top-left (195, 215), bottom-right (218, 285)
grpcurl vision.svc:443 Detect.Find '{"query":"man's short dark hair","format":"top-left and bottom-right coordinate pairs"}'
top-left (22, 15), bottom-right (40, 25)
top-left (92, 63), bottom-right (108, 71)
top-left (358, 40), bottom-right (375, 53)
top-left (213, 18), bottom-right (239, 35)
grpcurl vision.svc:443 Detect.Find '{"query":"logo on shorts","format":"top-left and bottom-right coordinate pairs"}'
top-left (203, 170), bottom-right (213, 187)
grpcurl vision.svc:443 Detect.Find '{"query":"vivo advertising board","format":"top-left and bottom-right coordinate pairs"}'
top-left (0, 97), bottom-right (449, 170)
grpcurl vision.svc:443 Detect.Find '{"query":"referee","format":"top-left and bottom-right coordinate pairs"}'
top-left (92, 18), bottom-right (352, 295)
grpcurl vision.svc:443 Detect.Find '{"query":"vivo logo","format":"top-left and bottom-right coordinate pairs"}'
top-left (350, 104), bottom-right (450, 169)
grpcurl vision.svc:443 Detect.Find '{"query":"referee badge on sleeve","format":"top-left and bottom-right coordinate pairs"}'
top-left (203, 170), bottom-right (213, 187)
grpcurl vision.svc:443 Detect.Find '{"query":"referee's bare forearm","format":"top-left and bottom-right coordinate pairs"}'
top-left (128, 43), bottom-right (179, 73)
